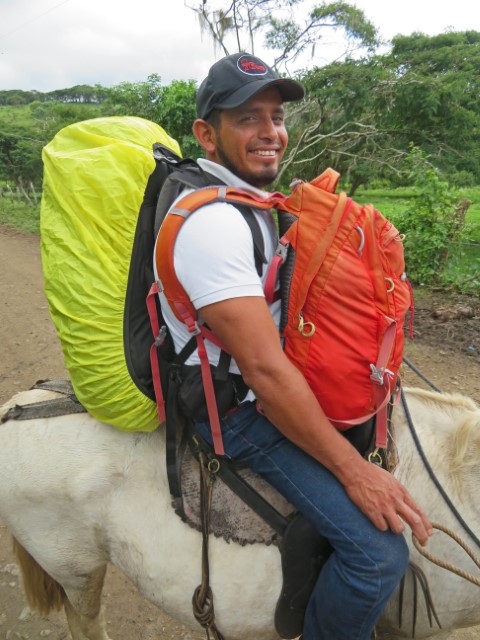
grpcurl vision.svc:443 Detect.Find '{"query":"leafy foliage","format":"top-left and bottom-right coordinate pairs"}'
top-left (0, 85), bottom-right (108, 106)
top-left (0, 76), bottom-right (201, 187)
top-left (279, 31), bottom-right (480, 192)
top-left (393, 148), bottom-right (470, 286)
top-left (103, 76), bottom-right (200, 157)
top-left (187, 0), bottom-right (378, 70)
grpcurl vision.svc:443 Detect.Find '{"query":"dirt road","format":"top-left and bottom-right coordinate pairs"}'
top-left (0, 226), bottom-right (479, 639)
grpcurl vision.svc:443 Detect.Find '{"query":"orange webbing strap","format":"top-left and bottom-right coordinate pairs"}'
top-left (372, 321), bottom-right (397, 448)
top-left (294, 193), bottom-right (351, 313)
top-left (155, 185), bottom-right (286, 324)
top-left (170, 185), bottom-right (286, 217)
top-left (154, 185), bottom-right (288, 454)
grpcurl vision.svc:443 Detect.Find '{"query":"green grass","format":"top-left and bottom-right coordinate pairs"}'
top-left (0, 197), bottom-right (40, 233)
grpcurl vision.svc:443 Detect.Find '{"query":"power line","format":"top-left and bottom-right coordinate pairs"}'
top-left (0, 0), bottom-right (74, 40)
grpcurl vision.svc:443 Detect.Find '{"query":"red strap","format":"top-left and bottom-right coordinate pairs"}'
top-left (406, 277), bottom-right (415, 339)
top-left (264, 237), bottom-right (289, 305)
top-left (195, 332), bottom-right (225, 456)
top-left (375, 321), bottom-right (397, 376)
top-left (264, 253), bottom-right (283, 304)
top-left (372, 321), bottom-right (396, 448)
top-left (146, 282), bottom-right (166, 424)
top-left (147, 282), bottom-right (160, 337)
top-left (149, 342), bottom-right (166, 424)
top-left (373, 382), bottom-right (390, 449)
top-left (172, 299), bottom-right (226, 455)
top-left (329, 377), bottom-right (392, 429)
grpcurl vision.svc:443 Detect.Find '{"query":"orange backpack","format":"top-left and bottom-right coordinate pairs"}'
top-left (153, 170), bottom-right (413, 454)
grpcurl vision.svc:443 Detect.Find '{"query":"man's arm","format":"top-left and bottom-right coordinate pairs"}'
top-left (200, 295), bottom-right (432, 545)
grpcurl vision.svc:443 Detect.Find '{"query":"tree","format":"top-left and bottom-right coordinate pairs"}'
top-left (103, 76), bottom-right (200, 157)
top-left (277, 31), bottom-right (480, 191)
top-left (102, 74), bottom-right (164, 121)
top-left (383, 31), bottom-right (480, 185)
top-left (278, 57), bottom-right (404, 192)
top-left (187, 0), bottom-right (378, 72)
top-left (392, 147), bottom-right (469, 285)
top-left (155, 80), bottom-right (200, 158)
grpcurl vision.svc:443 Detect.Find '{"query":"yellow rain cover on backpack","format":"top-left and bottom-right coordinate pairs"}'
top-left (41, 116), bottom-right (181, 431)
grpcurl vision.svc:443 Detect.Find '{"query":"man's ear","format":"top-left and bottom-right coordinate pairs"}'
top-left (192, 119), bottom-right (217, 156)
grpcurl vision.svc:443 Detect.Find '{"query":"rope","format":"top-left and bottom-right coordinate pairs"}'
top-left (412, 523), bottom-right (480, 587)
top-left (191, 451), bottom-right (226, 640)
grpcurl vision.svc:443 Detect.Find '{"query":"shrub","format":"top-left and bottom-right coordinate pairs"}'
top-left (398, 148), bottom-right (469, 285)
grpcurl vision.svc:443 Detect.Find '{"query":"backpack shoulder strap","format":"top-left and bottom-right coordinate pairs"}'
top-left (156, 163), bottom-right (270, 276)
top-left (233, 204), bottom-right (267, 276)
top-left (155, 186), bottom-right (283, 325)
top-left (153, 145), bottom-right (212, 237)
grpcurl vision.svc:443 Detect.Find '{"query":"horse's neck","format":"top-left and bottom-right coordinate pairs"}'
top-left (394, 388), bottom-right (480, 536)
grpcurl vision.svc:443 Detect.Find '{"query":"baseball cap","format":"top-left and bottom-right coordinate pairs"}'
top-left (196, 53), bottom-right (305, 120)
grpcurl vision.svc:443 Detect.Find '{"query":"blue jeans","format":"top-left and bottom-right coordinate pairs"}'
top-left (195, 401), bottom-right (409, 640)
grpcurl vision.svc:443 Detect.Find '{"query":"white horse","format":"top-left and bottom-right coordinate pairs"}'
top-left (0, 385), bottom-right (479, 640)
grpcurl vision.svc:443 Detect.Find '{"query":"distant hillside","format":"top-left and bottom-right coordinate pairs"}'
top-left (0, 85), bottom-right (108, 106)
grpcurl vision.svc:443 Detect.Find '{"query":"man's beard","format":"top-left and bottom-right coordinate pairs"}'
top-left (215, 139), bottom-right (279, 189)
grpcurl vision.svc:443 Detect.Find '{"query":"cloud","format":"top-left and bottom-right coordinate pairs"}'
top-left (0, 0), bottom-right (215, 91)
top-left (1, 0), bottom-right (478, 92)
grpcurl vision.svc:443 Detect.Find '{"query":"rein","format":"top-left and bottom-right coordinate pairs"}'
top-left (403, 357), bottom-right (442, 393)
top-left (412, 523), bottom-right (480, 587)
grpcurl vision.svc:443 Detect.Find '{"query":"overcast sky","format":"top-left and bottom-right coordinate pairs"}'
top-left (0, 0), bottom-right (478, 92)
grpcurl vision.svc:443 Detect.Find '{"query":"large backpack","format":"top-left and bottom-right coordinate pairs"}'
top-left (40, 116), bottom-right (216, 431)
top-left (154, 171), bottom-right (413, 453)
top-left (41, 116), bottom-right (264, 433)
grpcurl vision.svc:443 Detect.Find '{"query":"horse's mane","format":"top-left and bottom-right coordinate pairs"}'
top-left (404, 387), bottom-right (480, 479)
top-left (404, 386), bottom-right (478, 412)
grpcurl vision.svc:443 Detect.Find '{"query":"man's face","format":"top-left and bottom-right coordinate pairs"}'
top-left (210, 87), bottom-right (288, 188)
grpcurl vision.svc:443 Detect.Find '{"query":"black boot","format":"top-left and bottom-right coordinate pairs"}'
top-left (274, 513), bottom-right (332, 639)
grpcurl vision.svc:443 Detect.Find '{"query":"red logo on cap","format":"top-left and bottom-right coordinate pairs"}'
top-left (237, 55), bottom-right (268, 76)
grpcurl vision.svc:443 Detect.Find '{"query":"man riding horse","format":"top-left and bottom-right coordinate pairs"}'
top-left (154, 52), bottom-right (432, 639)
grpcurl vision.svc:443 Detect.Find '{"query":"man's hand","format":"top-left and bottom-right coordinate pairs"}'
top-left (342, 459), bottom-right (432, 545)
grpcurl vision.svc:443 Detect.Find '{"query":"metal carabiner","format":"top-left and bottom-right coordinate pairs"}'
top-left (298, 312), bottom-right (316, 337)
top-left (208, 458), bottom-right (221, 475)
top-left (385, 277), bottom-right (395, 293)
top-left (368, 448), bottom-right (383, 467)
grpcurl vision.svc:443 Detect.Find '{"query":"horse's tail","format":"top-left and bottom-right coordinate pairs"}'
top-left (12, 536), bottom-right (66, 615)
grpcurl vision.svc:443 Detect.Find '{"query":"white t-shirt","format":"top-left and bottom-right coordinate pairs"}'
top-left (153, 159), bottom-right (281, 384)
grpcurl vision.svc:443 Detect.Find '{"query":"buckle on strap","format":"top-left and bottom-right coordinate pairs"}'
top-left (154, 325), bottom-right (168, 347)
top-left (369, 365), bottom-right (394, 386)
top-left (275, 239), bottom-right (289, 264)
top-left (189, 320), bottom-right (202, 336)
